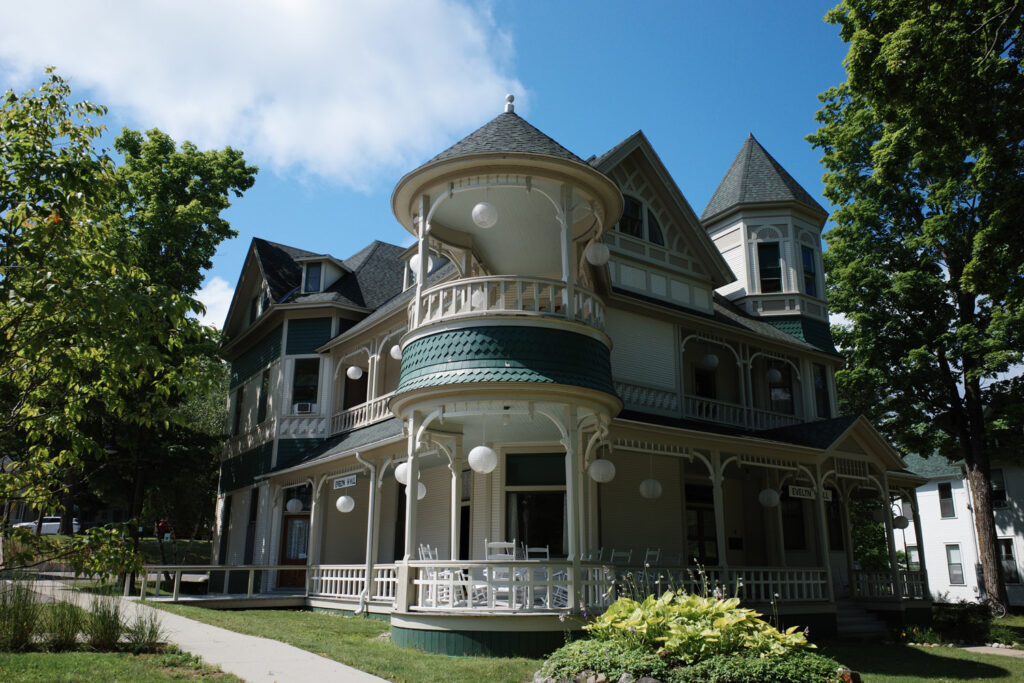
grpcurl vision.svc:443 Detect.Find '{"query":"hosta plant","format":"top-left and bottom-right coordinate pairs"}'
top-left (584, 590), bottom-right (812, 665)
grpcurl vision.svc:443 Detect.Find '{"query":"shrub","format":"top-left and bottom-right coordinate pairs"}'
top-left (895, 624), bottom-right (942, 644)
top-left (0, 579), bottom-right (42, 651)
top-left (585, 591), bottom-right (812, 665)
top-left (988, 622), bottom-right (1018, 646)
top-left (84, 597), bottom-right (123, 650)
top-left (539, 639), bottom-right (673, 682)
top-left (43, 600), bottom-right (83, 651)
top-left (671, 650), bottom-right (843, 683)
top-left (931, 601), bottom-right (991, 643)
top-left (124, 609), bottom-right (165, 653)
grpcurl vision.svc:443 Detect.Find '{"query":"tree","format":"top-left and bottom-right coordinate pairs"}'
top-left (809, 1), bottom-right (1024, 604)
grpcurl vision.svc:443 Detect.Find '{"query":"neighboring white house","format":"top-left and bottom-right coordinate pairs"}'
top-left (207, 98), bottom-right (929, 656)
top-left (895, 454), bottom-right (1024, 607)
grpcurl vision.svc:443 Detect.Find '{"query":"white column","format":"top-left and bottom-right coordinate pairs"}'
top-left (910, 494), bottom-right (929, 597)
top-left (403, 415), bottom-right (420, 561)
top-left (711, 451), bottom-right (727, 569)
top-left (560, 184), bottom-right (575, 321)
top-left (814, 466), bottom-right (835, 602)
top-left (881, 476), bottom-right (903, 599)
top-left (449, 441), bottom-right (461, 561)
top-left (841, 488), bottom-right (857, 596)
top-left (414, 195), bottom-right (430, 328)
top-left (775, 472), bottom-right (788, 567)
top-left (361, 459), bottom-right (377, 601)
top-left (307, 477), bottom-right (325, 566)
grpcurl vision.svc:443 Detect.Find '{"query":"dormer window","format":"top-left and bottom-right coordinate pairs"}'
top-left (757, 242), bottom-right (783, 293)
top-left (304, 262), bottom-right (322, 293)
top-left (615, 195), bottom-right (664, 246)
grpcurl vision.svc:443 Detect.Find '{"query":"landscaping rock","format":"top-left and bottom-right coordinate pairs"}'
top-left (617, 675), bottom-right (635, 683)
top-left (837, 667), bottom-right (862, 683)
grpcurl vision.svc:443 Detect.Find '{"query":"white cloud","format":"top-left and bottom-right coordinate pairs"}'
top-left (0, 1), bottom-right (523, 188)
top-left (195, 276), bottom-right (234, 329)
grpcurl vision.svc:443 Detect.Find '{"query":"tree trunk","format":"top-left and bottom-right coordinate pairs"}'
top-left (964, 454), bottom-right (1007, 605)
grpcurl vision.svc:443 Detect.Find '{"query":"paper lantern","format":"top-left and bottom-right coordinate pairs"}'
top-left (394, 462), bottom-right (410, 485)
top-left (417, 481), bottom-right (427, 500)
top-left (585, 242), bottom-right (610, 266)
top-left (409, 253), bottom-right (434, 273)
top-left (639, 478), bottom-right (663, 499)
top-left (758, 488), bottom-right (780, 508)
top-left (390, 344), bottom-right (402, 360)
top-left (285, 498), bottom-right (303, 513)
top-left (346, 365), bottom-right (363, 381)
top-left (767, 368), bottom-right (783, 384)
top-left (335, 495), bottom-right (355, 513)
top-left (588, 458), bottom-right (616, 483)
top-left (472, 201), bottom-right (498, 229)
top-left (892, 515), bottom-right (910, 530)
top-left (700, 353), bottom-right (719, 371)
top-left (468, 445), bottom-right (498, 474)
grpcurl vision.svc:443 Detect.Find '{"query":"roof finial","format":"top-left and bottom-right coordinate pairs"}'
top-left (505, 94), bottom-right (515, 113)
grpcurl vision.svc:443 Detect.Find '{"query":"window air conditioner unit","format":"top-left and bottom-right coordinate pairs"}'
top-left (293, 402), bottom-right (316, 414)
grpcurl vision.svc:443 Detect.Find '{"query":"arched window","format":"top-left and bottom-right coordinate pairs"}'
top-left (615, 195), bottom-right (665, 246)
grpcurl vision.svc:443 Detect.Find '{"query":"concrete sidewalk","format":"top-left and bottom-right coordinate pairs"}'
top-left (34, 580), bottom-right (387, 683)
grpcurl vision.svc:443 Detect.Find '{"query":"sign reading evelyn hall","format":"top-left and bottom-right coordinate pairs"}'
top-left (333, 474), bottom-right (357, 490)
top-left (788, 484), bottom-right (833, 502)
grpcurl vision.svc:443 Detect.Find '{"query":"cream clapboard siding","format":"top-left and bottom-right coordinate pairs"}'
top-left (377, 478), bottom-right (400, 562)
top-left (606, 308), bottom-right (677, 390)
top-left (415, 465), bottom-right (452, 557)
top-left (224, 488), bottom-right (252, 565)
top-left (600, 452), bottom-right (685, 561)
top-left (471, 468), bottom-right (491, 560)
top-left (320, 476), bottom-right (373, 564)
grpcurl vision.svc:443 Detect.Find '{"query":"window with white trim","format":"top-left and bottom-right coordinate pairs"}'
top-left (757, 242), bottom-right (783, 293)
top-left (946, 544), bottom-right (965, 584)
top-left (614, 195), bottom-right (665, 246)
top-left (304, 262), bottom-right (322, 293)
top-left (938, 482), bottom-right (955, 518)
top-left (999, 539), bottom-right (1020, 583)
top-left (991, 469), bottom-right (1008, 508)
top-left (801, 246), bottom-right (817, 297)
top-left (291, 358), bottom-right (320, 413)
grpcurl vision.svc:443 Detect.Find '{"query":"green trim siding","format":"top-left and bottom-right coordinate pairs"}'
top-left (764, 316), bottom-right (838, 354)
top-left (391, 625), bottom-right (575, 658)
top-left (397, 326), bottom-right (615, 396)
top-left (229, 325), bottom-right (283, 389)
top-left (286, 318), bottom-right (332, 355)
top-left (220, 443), bottom-right (273, 493)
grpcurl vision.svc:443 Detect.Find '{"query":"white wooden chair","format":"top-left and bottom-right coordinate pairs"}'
top-left (582, 547), bottom-right (604, 562)
top-left (609, 549), bottom-right (632, 565)
top-left (482, 539), bottom-right (519, 606)
top-left (524, 544), bottom-right (549, 560)
top-left (643, 548), bottom-right (662, 566)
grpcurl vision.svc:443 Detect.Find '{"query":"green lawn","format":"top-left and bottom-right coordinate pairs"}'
top-left (136, 538), bottom-right (213, 565)
top-left (0, 650), bottom-right (240, 682)
top-left (820, 642), bottom-right (1024, 682)
top-left (151, 604), bottom-right (543, 683)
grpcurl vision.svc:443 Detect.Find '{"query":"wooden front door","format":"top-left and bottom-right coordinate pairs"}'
top-left (279, 513), bottom-right (310, 588)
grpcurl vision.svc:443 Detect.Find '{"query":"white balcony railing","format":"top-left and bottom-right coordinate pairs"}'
top-left (409, 560), bottom-right (612, 613)
top-left (330, 392), bottom-right (394, 435)
top-left (408, 276), bottom-right (605, 332)
top-left (851, 569), bottom-right (930, 601)
top-left (748, 406), bottom-right (803, 430)
top-left (308, 564), bottom-right (398, 604)
top-left (683, 394), bottom-right (747, 427)
top-left (614, 565), bottom-right (829, 603)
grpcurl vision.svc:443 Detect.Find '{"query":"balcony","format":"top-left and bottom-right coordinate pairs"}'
top-left (615, 381), bottom-right (803, 430)
top-left (330, 392), bottom-right (395, 435)
top-left (408, 276), bottom-right (605, 333)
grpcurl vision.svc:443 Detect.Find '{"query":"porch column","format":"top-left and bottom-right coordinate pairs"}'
top-left (881, 476), bottom-right (903, 599)
top-left (841, 488), bottom-right (857, 597)
top-left (307, 475), bottom-right (326, 566)
top-left (449, 440), bottom-right (461, 561)
top-left (711, 451), bottom-right (727, 569)
top-left (814, 466), bottom-right (835, 602)
top-left (358, 455), bottom-right (379, 603)
top-left (413, 195), bottom-right (430, 328)
top-left (366, 354), bottom-right (377, 401)
top-left (774, 472), bottom-right (788, 567)
top-left (563, 406), bottom-right (583, 608)
top-left (910, 493), bottom-right (930, 597)
top-left (403, 415), bottom-right (420, 561)
top-left (559, 184), bottom-right (575, 321)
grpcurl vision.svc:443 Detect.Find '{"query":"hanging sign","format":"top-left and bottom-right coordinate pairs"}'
top-left (333, 474), bottom-right (357, 490)
top-left (788, 485), bottom-right (832, 502)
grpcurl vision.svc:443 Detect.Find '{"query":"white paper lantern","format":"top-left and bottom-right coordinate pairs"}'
top-left (471, 201), bottom-right (498, 229)
top-left (346, 365), bottom-right (363, 381)
top-left (892, 515), bottom-right (910, 530)
top-left (285, 497), bottom-right (303, 513)
top-left (390, 344), bottom-right (402, 360)
top-left (394, 461), bottom-right (410, 485)
top-left (758, 488), bottom-right (780, 508)
top-left (409, 253), bottom-right (434, 273)
top-left (639, 478), bottom-right (663, 499)
top-left (588, 458), bottom-right (616, 483)
top-left (417, 481), bottom-right (427, 500)
top-left (584, 242), bottom-right (610, 266)
top-left (700, 353), bottom-right (720, 371)
top-left (335, 495), bottom-right (355, 513)
top-left (766, 368), bottom-right (783, 384)
top-left (468, 445), bottom-right (498, 474)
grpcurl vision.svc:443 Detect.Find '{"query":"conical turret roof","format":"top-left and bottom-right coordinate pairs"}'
top-left (424, 111), bottom-right (584, 166)
top-left (701, 134), bottom-right (825, 221)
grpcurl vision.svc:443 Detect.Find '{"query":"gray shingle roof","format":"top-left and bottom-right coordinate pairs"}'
top-left (701, 135), bottom-right (826, 221)
top-left (252, 238), bottom-right (319, 302)
top-left (424, 112), bottom-right (583, 165)
top-left (902, 453), bottom-right (962, 478)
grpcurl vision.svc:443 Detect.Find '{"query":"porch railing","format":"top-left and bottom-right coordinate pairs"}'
top-left (409, 560), bottom-right (612, 613)
top-left (851, 570), bottom-right (929, 600)
top-left (133, 564), bottom-right (307, 601)
top-left (409, 276), bottom-right (605, 332)
top-left (308, 563), bottom-right (398, 604)
top-left (330, 393), bottom-right (394, 435)
top-left (615, 565), bottom-right (829, 602)
top-left (748, 406), bottom-right (803, 430)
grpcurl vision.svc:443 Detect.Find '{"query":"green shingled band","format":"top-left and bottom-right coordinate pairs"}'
top-left (397, 326), bottom-right (616, 396)
top-left (764, 316), bottom-right (837, 354)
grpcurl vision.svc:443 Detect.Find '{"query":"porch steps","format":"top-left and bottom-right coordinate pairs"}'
top-left (835, 600), bottom-right (889, 640)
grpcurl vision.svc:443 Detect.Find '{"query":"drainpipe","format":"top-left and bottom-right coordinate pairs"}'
top-left (355, 453), bottom-right (376, 614)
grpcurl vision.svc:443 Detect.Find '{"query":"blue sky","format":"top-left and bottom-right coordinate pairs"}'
top-left (1, 1), bottom-right (849, 326)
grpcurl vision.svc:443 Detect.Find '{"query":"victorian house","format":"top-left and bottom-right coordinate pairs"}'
top-left (209, 98), bottom-right (929, 655)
